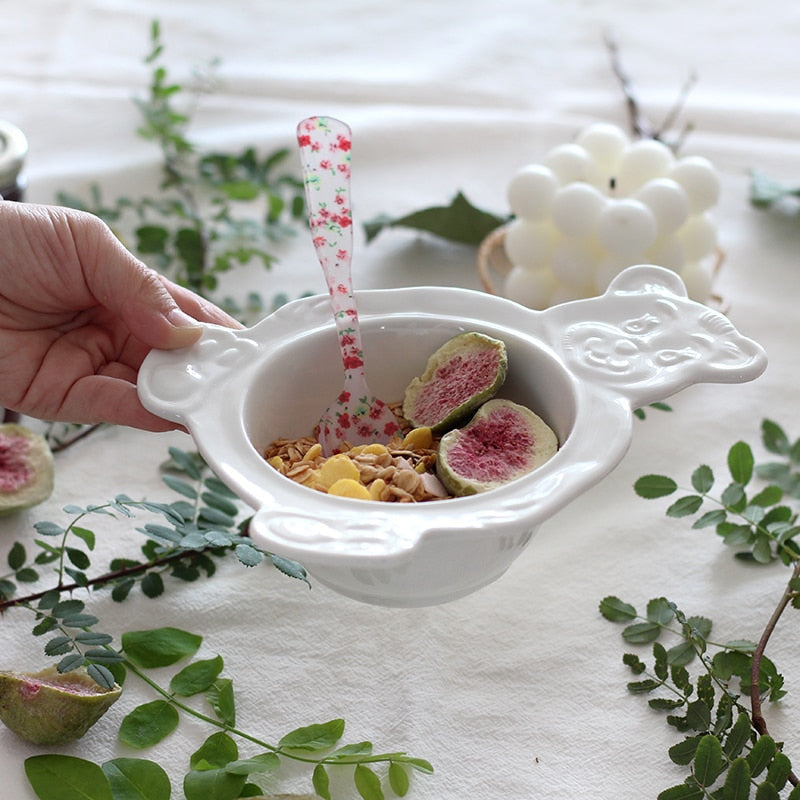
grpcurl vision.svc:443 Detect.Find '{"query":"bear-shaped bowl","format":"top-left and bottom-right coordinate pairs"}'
top-left (137, 265), bottom-right (767, 607)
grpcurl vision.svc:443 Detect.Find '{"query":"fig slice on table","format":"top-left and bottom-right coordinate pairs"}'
top-left (437, 399), bottom-right (558, 496)
top-left (0, 423), bottom-right (55, 515)
top-left (402, 332), bottom-right (507, 433)
top-left (0, 666), bottom-right (121, 745)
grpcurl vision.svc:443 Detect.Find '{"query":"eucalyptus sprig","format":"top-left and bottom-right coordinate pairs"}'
top-left (23, 625), bottom-right (433, 800)
top-left (602, 418), bottom-right (800, 799)
top-left (56, 20), bottom-right (306, 319)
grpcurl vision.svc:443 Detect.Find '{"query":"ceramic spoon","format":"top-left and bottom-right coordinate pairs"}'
top-left (297, 116), bottom-right (400, 455)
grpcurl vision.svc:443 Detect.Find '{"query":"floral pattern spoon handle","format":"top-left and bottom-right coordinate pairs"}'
top-left (297, 116), bottom-right (400, 456)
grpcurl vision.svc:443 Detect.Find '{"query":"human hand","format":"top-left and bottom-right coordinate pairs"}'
top-left (0, 202), bottom-right (242, 431)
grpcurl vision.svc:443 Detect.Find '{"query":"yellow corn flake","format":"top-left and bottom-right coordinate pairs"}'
top-left (318, 454), bottom-right (361, 489)
top-left (301, 443), bottom-right (322, 462)
top-left (369, 478), bottom-right (387, 501)
top-left (328, 478), bottom-right (372, 500)
top-left (402, 427), bottom-right (433, 451)
top-left (361, 443), bottom-right (389, 456)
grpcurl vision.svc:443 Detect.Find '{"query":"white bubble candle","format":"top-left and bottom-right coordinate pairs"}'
top-left (502, 123), bottom-right (720, 308)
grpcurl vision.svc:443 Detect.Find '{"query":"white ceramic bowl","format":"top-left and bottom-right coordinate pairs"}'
top-left (138, 265), bottom-right (767, 607)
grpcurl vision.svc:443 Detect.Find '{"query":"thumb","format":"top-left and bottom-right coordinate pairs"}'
top-left (117, 267), bottom-right (205, 350)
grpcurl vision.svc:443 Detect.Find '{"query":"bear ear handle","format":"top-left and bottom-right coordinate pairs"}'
top-left (536, 264), bottom-right (768, 410)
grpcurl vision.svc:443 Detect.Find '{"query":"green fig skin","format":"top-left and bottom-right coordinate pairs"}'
top-left (0, 423), bottom-right (55, 516)
top-left (437, 399), bottom-right (558, 496)
top-left (402, 332), bottom-right (507, 434)
top-left (0, 666), bottom-right (121, 745)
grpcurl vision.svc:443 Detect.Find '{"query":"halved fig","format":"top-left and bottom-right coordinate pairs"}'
top-left (436, 399), bottom-right (557, 496)
top-left (0, 423), bottom-right (54, 515)
top-left (0, 666), bottom-right (121, 745)
top-left (402, 332), bottom-right (507, 433)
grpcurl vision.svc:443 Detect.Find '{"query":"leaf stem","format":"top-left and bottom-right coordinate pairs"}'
top-left (0, 547), bottom-right (203, 614)
top-left (750, 560), bottom-right (800, 786)
top-left (122, 657), bottom-right (418, 769)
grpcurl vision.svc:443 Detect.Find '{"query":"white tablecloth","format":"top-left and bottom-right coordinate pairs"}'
top-left (2, 2), bottom-right (799, 798)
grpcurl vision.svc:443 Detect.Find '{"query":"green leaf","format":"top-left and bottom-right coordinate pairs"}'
top-left (354, 764), bottom-right (384, 800)
top-left (388, 762), bottom-right (410, 796)
top-left (34, 521), bottom-right (65, 537)
top-left (269, 553), bottom-right (310, 586)
top-left (7, 541), bottom-right (25, 570)
top-left (622, 621), bottom-right (662, 644)
top-left (363, 191), bottom-right (507, 246)
top-left (657, 785), bottom-right (703, 800)
top-left (691, 465), bottom-right (715, 493)
top-left (599, 596), bottom-right (637, 622)
top-left (669, 736), bottom-right (702, 766)
top-left (66, 547), bottom-right (91, 569)
top-left (634, 474), bottom-right (678, 499)
top-left (135, 225), bottom-right (170, 254)
top-left (666, 640), bottom-right (697, 666)
top-left (71, 525), bottom-right (96, 550)
top-left (313, 763), bottom-right (331, 800)
top-left (200, 491), bottom-right (239, 516)
top-left (16, 566), bottom-right (40, 582)
top-left (692, 509), bottom-right (727, 529)
top-left (667, 495), bottom-right (704, 517)
top-left (122, 627), bottom-right (202, 667)
top-left (141, 572), bottom-right (165, 599)
top-left (749, 485), bottom-right (782, 507)
top-left (101, 758), bottom-right (171, 800)
top-left (747, 735), bottom-right (777, 777)
top-left (693, 734), bottom-right (724, 787)
top-left (721, 482), bottom-right (746, 509)
top-left (685, 700), bottom-right (711, 732)
top-left (234, 543), bottom-right (263, 567)
top-left (765, 751), bottom-right (792, 790)
top-left (25, 755), bottom-right (113, 800)
top-left (183, 767), bottom-right (246, 800)
top-left (161, 474), bottom-right (198, 499)
top-left (627, 678), bottom-right (661, 694)
top-left (724, 713), bottom-right (753, 759)
top-left (279, 718), bottom-right (345, 751)
top-left (190, 731), bottom-right (238, 770)
top-left (724, 757), bottom-right (752, 800)
top-left (175, 227), bottom-right (205, 277)
top-left (44, 635), bottom-right (74, 656)
top-left (761, 419), bottom-right (790, 454)
top-left (167, 447), bottom-right (204, 480)
top-left (647, 597), bottom-right (675, 625)
top-left (728, 441), bottom-right (754, 485)
top-left (223, 753), bottom-right (280, 775)
top-left (170, 655), bottom-right (224, 696)
top-left (206, 677), bottom-right (236, 726)
top-left (58, 653), bottom-right (86, 673)
top-left (87, 663), bottom-right (117, 690)
top-left (754, 782), bottom-right (780, 800)
top-left (119, 701), bottom-right (180, 748)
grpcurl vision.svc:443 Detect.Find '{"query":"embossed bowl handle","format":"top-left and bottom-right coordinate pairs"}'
top-left (539, 264), bottom-right (768, 409)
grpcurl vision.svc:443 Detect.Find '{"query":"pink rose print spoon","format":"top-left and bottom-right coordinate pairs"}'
top-left (297, 116), bottom-right (400, 456)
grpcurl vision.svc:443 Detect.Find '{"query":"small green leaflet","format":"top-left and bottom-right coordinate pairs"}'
top-left (101, 758), bottom-right (171, 800)
top-left (279, 718), bottom-right (345, 751)
top-left (119, 700), bottom-right (180, 748)
top-left (170, 654), bottom-right (224, 696)
top-left (122, 627), bottom-right (202, 667)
